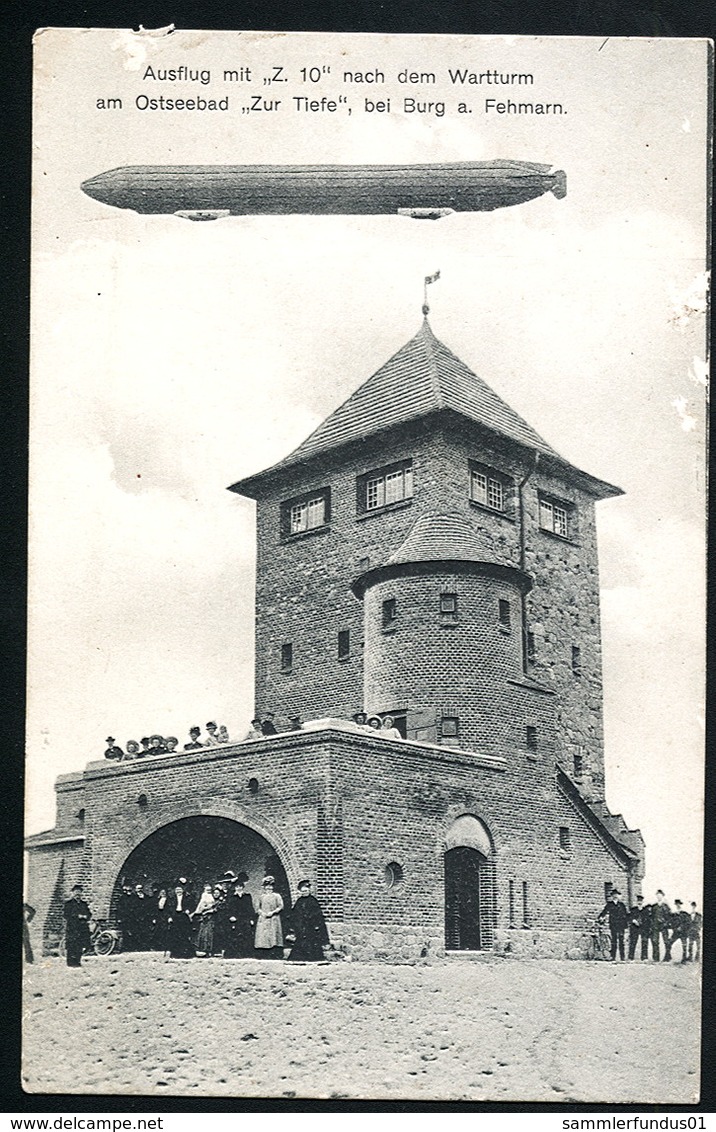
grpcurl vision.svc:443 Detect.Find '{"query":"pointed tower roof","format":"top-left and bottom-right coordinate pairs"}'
top-left (230, 318), bottom-right (621, 499)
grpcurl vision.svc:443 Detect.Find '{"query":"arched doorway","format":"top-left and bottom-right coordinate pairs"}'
top-left (444, 814), bottom-right (495, 951)
top-left (111, 815), bottom-right (291, 942)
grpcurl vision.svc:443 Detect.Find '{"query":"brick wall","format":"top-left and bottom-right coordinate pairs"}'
top-left (27, 730), bottom-right (631, 958)
top-left (248, 416), bottom-right (609, 802)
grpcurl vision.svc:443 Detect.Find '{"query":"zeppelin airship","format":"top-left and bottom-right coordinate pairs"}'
top-left (80, 160), bottom-right (566, 220)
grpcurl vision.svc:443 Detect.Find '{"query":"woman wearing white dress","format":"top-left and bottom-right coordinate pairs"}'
top-left (254, 875), bottom-right (284, 959)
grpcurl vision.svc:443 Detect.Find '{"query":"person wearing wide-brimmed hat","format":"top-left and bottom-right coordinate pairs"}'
top-left (148, 734), bottom-right (168, 755)
top-left (254, 875), bottom-right (284, 958)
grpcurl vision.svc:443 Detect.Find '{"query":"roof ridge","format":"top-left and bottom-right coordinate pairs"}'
top-left (419, 317), bottom-right (444, 408)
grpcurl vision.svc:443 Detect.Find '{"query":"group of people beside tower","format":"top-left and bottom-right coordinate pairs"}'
top-left (62, 873), bottom-right (331, 966)
top-left (597, 888), bottom-right (702, 963)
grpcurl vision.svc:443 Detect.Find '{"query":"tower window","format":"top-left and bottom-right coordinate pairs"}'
top-left (526, 631), bottom-right (536, 663)
top-left (469, 462), bottom-right (511, 513)
top-left (538, 494), bottom-right (574, 539)
top-left (522, 881), bottom-right (529, 927)
top-left (280, 643), bottom-right (293, 673)
top-left (382, 598), bottom-right (397, 629)
top-left (440, 716), bottom-right (459, 746)
top-left (559, 826), bottom-right (571, 851)
top-left (571, 645), bottom-right (582, 676)
top-left (526, 725), bottom-right (538, 750)
top-left (337, 629), bottom-right (350, 660)
top-left (358, 460), bottom-right (413, 514)
top-left (440, 592), bottom-right (458, 622)
top-left (281, 488), bottom-right (330, 538)
top-left (574, 748), bottom-right (584, 777)
top-left (498, 599), bottom-right (511, 630)
top-left (509, 879), bottom-right (515, 928)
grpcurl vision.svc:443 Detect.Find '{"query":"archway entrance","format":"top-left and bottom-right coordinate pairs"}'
top-left (444, 814), bottom-right (495, 951)
top-left (111, 815), bottom-right (291, 942)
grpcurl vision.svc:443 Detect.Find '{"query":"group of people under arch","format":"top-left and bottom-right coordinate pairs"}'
top-left (116, 872), bottom-right (331, 962)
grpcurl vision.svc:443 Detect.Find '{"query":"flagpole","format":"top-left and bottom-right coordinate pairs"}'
top-left (423, 270), bottom-right (440, 316)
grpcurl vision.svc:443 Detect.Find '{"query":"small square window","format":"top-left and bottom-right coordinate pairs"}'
top-left (499, 599), bottom-right (511, 629)
top-left (382, 598), bottom-right (397, 629)
top-left (337, 630), bottom-right (350, 660)
top-left (440, 592), bottom-right (458, 622)
top-left (571, 645), bottom-right (582, 676)
top-left (526, 725), bottom-right (538, 750)
top-left (280, 643), bottom-right (293, 673)
top-left (440, 716), bottom-right (459, 738)
top-left (559, 826), bottom-right (571, 850)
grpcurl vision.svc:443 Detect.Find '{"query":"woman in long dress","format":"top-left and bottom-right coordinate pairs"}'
top-left (166, 884), bottom-right (195, 959)
top-left (254, 875), bottom-right (284, 959)
top-left (192, 884), bottom-right (217, 956)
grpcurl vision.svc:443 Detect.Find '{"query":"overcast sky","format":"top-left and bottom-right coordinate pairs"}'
top-left (28, 31), bottom-right (708, 901)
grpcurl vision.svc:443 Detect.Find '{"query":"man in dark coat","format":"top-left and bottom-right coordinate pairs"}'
top-left (165, 883), bottom-right (195, 959)
top-left (116, 882), bottom-right (134, 950)
top-left (650, 890), bottom-right (672, 961)
top-left (130, 883), bottom-right (153, 950)
top-left (598, 889), bottom-right (629, 961)
top-left (688, 902), bottom-right (702, 962)
top-left (222, 878), bottom-right (256, 958)
top-left (287, 880), bottom-right (330, 961)
top-left (628, 895), bottom-right (650, 960)
top-left (63, 884), bottom-right (92, 967)
top-left (668, 900), bottom-right (691, 963)
top-left (103, 737), bottom-right (124, 760)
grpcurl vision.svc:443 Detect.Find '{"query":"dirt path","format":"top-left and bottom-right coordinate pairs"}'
top-left (22, 954), bottom-right (700, 1102)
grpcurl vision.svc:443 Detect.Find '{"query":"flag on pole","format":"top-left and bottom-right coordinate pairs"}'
top-left (425, 270), bottom-right (441, 285)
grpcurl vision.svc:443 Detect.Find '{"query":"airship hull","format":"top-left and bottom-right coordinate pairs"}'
top-left (81, 160), bottom-right (566, 218)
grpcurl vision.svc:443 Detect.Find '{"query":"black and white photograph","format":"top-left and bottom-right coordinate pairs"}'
top-left (23, 29), bottom-right (708, 1102)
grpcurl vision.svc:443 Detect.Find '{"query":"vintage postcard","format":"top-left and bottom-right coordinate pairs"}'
top-left (24, 30), bottom-right (709, 1102)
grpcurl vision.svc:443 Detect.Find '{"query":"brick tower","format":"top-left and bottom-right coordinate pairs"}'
top-left (27, 306), bottom-right (645, 962)
top-left (231, 314), bottom-right (619, 802)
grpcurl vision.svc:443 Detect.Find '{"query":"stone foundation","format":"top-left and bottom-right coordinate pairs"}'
top-left (493, 927), bottom-right (588, 960)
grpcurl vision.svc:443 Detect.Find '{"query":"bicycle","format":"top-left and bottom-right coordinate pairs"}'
top-left (586, 920), bottom-right (614, 960)
top-left (59, 920), bottom-right (123, 958)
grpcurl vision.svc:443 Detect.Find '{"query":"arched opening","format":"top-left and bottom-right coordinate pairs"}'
top-left (444, 815), bottom-right (496, 951)
top-left (110, 815), bottom-right (291, 947)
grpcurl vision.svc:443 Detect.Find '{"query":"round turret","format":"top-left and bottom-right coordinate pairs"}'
top-left (353, 514), bottom-right (532, 754)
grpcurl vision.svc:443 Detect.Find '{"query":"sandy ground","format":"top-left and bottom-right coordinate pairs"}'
top-left (22, 953), bottom-right (700, 1103)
